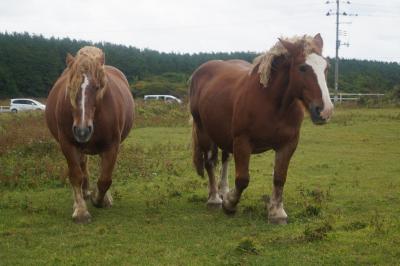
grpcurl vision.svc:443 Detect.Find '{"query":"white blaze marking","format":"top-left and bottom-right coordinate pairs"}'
top-left (305, 53), bottom-right (334, 120)
top-left (80, 74), bottom-right (89, 125)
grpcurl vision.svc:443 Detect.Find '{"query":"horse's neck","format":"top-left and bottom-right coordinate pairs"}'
top-left (266, 67), bottom-right (299, 111)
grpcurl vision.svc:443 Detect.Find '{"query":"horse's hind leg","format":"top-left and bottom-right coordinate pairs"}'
top-left (218, 151), bottom-right (230, 199)
top-left (192, 122), bottom-right (222, 206)
top-left (80, 154), bottom-right (90, 200)
top-left (222, 136), bottom-right (251, 214)
top-left (205, 145), bottom-right (222, 206)
top-left (91, 145), bottom-right (118, 208)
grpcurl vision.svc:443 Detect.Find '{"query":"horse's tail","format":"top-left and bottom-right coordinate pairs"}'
top-left (191, 121), bottom-right (204, 177)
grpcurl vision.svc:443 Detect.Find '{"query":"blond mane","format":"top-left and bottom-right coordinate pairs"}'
top-left (68, 46), bottom-right (106, 107)
top-left (252, 35), bottom-right (319, 87)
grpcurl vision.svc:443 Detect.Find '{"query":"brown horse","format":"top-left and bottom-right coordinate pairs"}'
top-left (189, 34), bottom-right (333, 224)
top-left (46, 46), bottom-right (134, 223)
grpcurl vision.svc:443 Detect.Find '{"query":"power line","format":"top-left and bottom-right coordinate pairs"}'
top-left (326, 1), bottom-right (357, 103)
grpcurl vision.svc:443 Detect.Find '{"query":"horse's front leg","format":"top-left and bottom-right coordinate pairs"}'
top-left (268, 139), bottom-right (298, 224)
top-left (91, 144), bottom-right (118, 208)
top-left (222, 136), bottom-right (251, 214)
top-left (218, 150), bottom-right (230, 199)
top-left (60, 141), bottom-right (91, 223)
top-left (80, 154), bottom-right (90, 200)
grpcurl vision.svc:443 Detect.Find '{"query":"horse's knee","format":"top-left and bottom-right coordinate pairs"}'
top-left (273, 178), bottom-right (286, 188)
top-left (204, 146), bottom-right (218, 169)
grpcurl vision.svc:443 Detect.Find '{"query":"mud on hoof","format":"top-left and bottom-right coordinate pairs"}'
top-left (268, 216), bottom-right (288, 225)
top-left (207, 195), bottom-right (222, 210)
top-left (72, 210), bottom-right (92, 224)
top-left (218, 188), bottom-right (229, 200)
top-left (91, 191), bottom-right (113, 208)
top-left (222, 199), bottom-right (237, 215)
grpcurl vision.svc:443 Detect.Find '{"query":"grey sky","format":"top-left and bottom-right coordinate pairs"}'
top-left (0, 0), bottom-right (399, 62)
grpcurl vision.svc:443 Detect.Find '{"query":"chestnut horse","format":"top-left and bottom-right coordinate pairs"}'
top-left (46, 46), bottom-right (134, 223)
top-left (189, 34), bottom-right (333, 224)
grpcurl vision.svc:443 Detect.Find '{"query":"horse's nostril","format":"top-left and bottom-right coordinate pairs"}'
top-left (72, 125), bottom-right (92, 140)
top-left (315, 106), bottom-right (322, 114)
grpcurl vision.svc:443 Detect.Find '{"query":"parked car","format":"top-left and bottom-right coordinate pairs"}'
top-left (144, 95), bottom-right (182, 104)
top-left (10, 98), bottom-right (46, 113)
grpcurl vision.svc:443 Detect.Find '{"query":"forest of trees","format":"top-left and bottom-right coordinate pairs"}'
top-left (0, 32), bottom-right (399, 99)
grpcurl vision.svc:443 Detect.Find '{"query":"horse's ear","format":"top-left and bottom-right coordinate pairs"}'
top-left (278, 38), bottom-right (297, 55)
top-left (313, 33), bottom-right (323, 53)
top-left (66, 53), bottom-right (74, 68)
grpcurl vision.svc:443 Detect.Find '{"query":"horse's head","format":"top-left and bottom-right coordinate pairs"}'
top-left (66, 47), bottom-right (106, 143)
top-left (279, 34), bottom-right (333, 124)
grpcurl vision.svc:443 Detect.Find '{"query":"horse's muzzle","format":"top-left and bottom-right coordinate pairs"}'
top-left (309, 104), bottom-right (327, 125)
top-left (73, 125), bottom-right (93, 143)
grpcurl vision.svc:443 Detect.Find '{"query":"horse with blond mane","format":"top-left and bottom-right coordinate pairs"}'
top-left (46, 46), bottom-right (134, 223)
top-left (189, 34), bottom-right (333, 224)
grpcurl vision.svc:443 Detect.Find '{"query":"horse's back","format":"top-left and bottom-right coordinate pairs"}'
top-left (190, 59), bottom-right (251, 109)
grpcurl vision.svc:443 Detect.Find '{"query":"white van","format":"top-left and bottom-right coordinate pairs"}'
top-left (10, 98), bottom-right (46, 113)
top-left (144, 95), bottom-right (182, 104)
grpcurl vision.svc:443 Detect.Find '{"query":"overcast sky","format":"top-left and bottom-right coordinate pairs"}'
top-left (0, 0), bottom-right (399, 62)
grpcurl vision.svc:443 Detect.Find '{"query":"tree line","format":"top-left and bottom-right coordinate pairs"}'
top-left (0, 32), bottom-right (399, 99)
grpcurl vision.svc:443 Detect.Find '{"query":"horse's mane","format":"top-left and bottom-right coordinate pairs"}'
top-left (68, 46), bottom-right (106, 107)
top-left (252, 35), bottom-right (319, 87)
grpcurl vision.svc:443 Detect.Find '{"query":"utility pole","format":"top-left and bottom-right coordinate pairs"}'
top-left (335, 0), bottom-right (340, 102)
top-left (326, 1), bottom-right (357, 103)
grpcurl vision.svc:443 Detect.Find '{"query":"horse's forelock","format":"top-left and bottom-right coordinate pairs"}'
top-left (67, 47), bottom-right (107, 108)
top-left (253, 35), bottom-right (320, 87)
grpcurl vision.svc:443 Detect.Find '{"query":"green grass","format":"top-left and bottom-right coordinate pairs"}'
top-left (1, 106), bottom-right (400, 265)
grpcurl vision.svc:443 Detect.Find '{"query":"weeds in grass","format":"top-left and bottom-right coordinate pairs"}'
top-left (236, 237), bottom-right (260, 255)
top-left (0, 112), bottom-right (51, 155)
top-left (296, 185), bottom-right (332, 219)
top-left (187, 194), bottom-right (206, 203)
top-left (370, 211), bottom-right (388, 235)
top-left (343, 221), bottom-right (368, 231)
top-left (134, 101), bottom-right (189, 128)
top-left (303, 220), bottom-right (334, 242)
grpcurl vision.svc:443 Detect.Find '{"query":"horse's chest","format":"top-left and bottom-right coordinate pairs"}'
top-left (249, 121), bottom-right (298, 151)
top-left (78, 137), bottom-right (115, 154)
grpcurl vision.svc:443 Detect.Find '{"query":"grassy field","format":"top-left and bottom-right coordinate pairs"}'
top-left (1, 103), bottom-right (400, 265)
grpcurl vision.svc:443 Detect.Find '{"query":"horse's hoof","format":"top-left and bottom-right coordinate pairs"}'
top-left (91, 193), bottom-right (113, 208)
top-left (268, 216), bottom-right (288, 225)
top-left (72, 211), bottom-right (92, 224)
top-left (222, 200), bottom-right (237, 215)
top-left (207, 202), bottom-right (222, 210)
top-left (218, 189), bottom-right (229, 200)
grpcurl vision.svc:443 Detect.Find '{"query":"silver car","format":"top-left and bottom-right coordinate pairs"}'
top-left (10, 98), bottom-right (46, 113)
top-left (144, 95), bottom-right (182, 104)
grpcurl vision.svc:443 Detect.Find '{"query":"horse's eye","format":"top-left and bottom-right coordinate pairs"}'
top-left (299, 64), bottom-right (308, 72)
